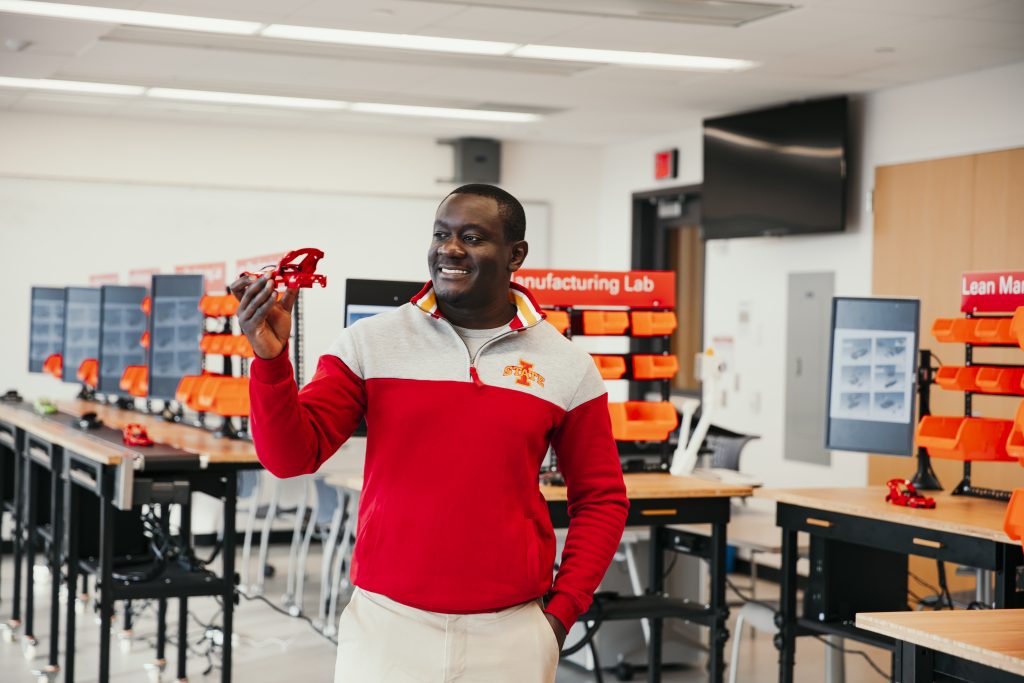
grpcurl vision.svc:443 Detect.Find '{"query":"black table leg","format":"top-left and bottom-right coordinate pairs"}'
top-left (64, 475), bottom-right (79, 683)
top-left (647, 524), bottom-right (664, 683)
top-left (98, 481), bottom-right (115, 683)
top-left (5, 426), bottom-right (25, 636)
top-left (894, 641), bottom-right (932, 683)
top-left (222, 472), bottom-right (237, 683)
top-left (156, 598), bottom-right (168, 667)
top-left (777, 528), bottom-right (798, 683)
top-left (708, 520), bottom-right (729, 683)
top-left (24, 451), bottom-right (37, 651)
top-left (47, 445), bottom-right (64, 673)
top-left (178, 499), bottom-right (192, 681)
top-left (995, 542), bottom-right (1024, 608)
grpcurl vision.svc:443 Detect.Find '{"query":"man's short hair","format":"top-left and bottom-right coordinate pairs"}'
top-left (447, 184), bottom-right (526, 243)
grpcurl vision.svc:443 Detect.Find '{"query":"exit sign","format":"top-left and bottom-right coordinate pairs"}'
top-left (655, 149), bottom-right (678, 180)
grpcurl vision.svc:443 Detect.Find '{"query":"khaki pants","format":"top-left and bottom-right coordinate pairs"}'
top-left (334, 588), bottom-right (560, 682)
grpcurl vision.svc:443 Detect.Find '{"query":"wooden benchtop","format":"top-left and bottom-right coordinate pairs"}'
top-left (856, 610), bottom-right (1024, 676)
top-left (0, 400), bottom-right (260, 466)
top-left (323, 471), bottom-right (752, 501)
top-left (57, 400), bottom-right (259, 464)
top-left (756, 487), bottom-right (1013, 544)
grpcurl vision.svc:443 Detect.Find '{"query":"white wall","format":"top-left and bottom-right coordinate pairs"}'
top-left (0, 112), bottom-right (603, 398)
top-left (582, 61), bottom-right (1024, 488)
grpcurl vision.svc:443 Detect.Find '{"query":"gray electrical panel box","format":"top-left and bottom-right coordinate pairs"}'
top-left (447, 137), bottom-right (501, 184)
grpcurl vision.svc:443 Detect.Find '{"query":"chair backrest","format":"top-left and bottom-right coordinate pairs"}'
top-left (313, 477), bottom-right (342, 526)
top-left (703, 426), bottom-right (759, 471)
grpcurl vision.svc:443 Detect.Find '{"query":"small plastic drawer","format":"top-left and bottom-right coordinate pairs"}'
top-left (199, 294), bottom-right (239, 318)
top-left (192, 375), bottom-right (225, 412)
top-left (632, 354), bottom-right (679, 380)
top-left (76, 358), bottom-right (98, 388)
top-left (43, 353), bottom-right (62, 380)
top-left (592, 355), bottom-right (627, 380)
top-left (543, 310), bottom-right (570, 335)
top-left (915, 415), bottom-right (1015, 462)
top-left (1013, 307), bottom-right (1024, 351)
top-left (175, 375), bottom-right (202, 405)
top-left (932, 317), bottom-right (1015, 345)
top-left (211, 377), bottom-right (250, 417)
top-left (1006, 490), bottom-right (1024, 544)
top-left (935, 366), bottom-right (981, 392)
top-left (630, 311), bottom-right (677, 336)
top-left (974, 367), bottom-right (1024, 395)
top-left (582, 311), bottom-right (630, 336)
top-left (608, 401), bottom-right (678, 442)
top-left (120, 366), bottom-right (148, 398)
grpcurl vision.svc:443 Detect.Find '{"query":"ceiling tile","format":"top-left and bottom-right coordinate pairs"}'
top-left (285, 0), bottom-right (466, 33)
top-left (0, 15), bottom-right (113, 57)
top-left (414, 5), bottom-right (595, 44)
top-left (0, 50), bottom-right (71, 78)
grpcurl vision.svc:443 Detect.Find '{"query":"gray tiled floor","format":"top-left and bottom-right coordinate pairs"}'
top-left (0, 550), bottom-right (891, 682)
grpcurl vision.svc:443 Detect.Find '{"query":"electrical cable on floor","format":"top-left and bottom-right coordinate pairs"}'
top-left (812, 635), bottom-right (889, 680)
top-left (725, 576), bottom-right (776, 610)
top-left (236, 590), bottom-right (339, 645)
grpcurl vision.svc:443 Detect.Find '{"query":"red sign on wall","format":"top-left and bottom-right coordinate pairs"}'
top-left (960, 271), bottom-right (1024, 313)
top-left (655, 149), bottom-right (678, 180)
top-left (513, 269), bottom-right (675, 308)
top-left (88, 273), bottom-right (119, 286)
top-left (175, 261), bottom-right (227, 293)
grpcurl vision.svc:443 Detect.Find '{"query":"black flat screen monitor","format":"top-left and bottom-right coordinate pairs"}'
top-left (702, 96), bottom-right (848, 239)
top-left (98, 286), bottom-right (148, 396)
top-left (344, 278), bottom-right (423, 437)
top-left (825, 297), bottom-right (920, 456)
top-left (147, 274), bottom-right (204, 401)
top-left (28, 287), bottom-right (66, 373)
top-left (61, 287), bottom-right (101, 384)
top-left (344, 278), bottom-right (424, 327)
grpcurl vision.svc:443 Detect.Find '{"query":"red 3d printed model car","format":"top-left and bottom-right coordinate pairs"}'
top-left (122, 423), bottom-right (154, 447)
top-left (885, 478), bottom-right (936, 509)
top-left (240, 248), bottom-right (327, 289)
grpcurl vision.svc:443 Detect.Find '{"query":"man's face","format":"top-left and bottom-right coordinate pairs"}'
top-left (428, 193), bottom-right (524, 310)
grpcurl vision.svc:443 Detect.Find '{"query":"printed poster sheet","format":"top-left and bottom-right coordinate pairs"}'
top-left (829, 328), bottom-right (915, 424)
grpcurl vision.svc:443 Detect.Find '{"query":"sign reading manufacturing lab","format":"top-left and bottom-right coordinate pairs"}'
top-left (513, 269), bottom-right (675, 308)
top-left (961, 271), bottom-right (1024, 313)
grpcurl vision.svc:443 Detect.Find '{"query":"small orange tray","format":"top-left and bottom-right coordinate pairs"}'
top-left (1013, 307), bottom-right (1024, 351)
top-left (119, 366), bottom-right (148, 398)
top-left (199, 294), bottom-right (239, 318)
top-left (934, 366), bottom-right (982, 392)
top-left (212, 376), bottom-right (250, 417)
top-left (76, 358), bottom-right (98, 388)
top-left (915, 415), bottom-right (1015, 462)
top-left (592, 355), bottom-right (627, 380)
top-left (43, 353), bottom-right (63, 380)
top-left (632, 354), bottom-right (679, 380)
top-left (932, 317), bottom-right (1015, 345)
top-left (1006, 402), bottom-right (1024, 460)
top-left (975, 367), bottom-right (1024, 395)
top-left (543, 310), bottom-right (570, 335)
top-left (582, 311), bottom-right (630, 336)
top-left (630, 311), bottom-right (677, 337)
top-left (175, 375), bottom-right (203, 405)
top-left (608, 401), bottom-right (678, 442)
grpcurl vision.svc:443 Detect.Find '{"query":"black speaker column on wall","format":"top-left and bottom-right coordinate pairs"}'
top-left (438, 137), bottom-right (501, 184)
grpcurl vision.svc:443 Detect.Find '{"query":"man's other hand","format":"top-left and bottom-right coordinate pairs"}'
top-left (544, 612), bottom-right (567, 652)
top-left (229, 274), bottom-right (298, 360)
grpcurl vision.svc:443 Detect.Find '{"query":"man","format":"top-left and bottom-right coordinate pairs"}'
top-left (232, 184), bottom-right (628, 682)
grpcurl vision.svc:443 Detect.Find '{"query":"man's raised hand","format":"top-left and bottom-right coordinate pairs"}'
top-left (229, 275), bottom-right (299, 360)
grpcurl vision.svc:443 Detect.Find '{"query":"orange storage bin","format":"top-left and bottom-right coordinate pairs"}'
top-left (193, 375), bottom-right (224, 412)
top-left (232, 336), bottom-right (254, 358)
top-left (915, 415), bottom-right (1015, 462)
top-left (141, 296), bottom-right (151, 316)
top-left (119, 366), bottom-right (148, 398)
top-left (140, 330), bottom-right (150, 349)
top-left (1013, 307), bottom-right (1024, 351)
top-left (1006, 402), bottom-right (1024, 460)
top-left (199, 294), bottom-right (239, 318)
top-left (43, 353), bottom-right (63, 380)
top-left (633, 354), bottom-right (679, 380)
top-left (582, 311), bottom-right (630, 335)
top-left (175, 374), bottom-right (206, 405)
top-left (544, 310), bottom-right (570, 335)
top-left (932, 317), bottom-right (1015, 345)
top-left (974, 367), bottom-right (1024, 395)
top-left (608, 401), bottom-right (678, 442)
top-left (592, 355), bottom-right (627, 380)
top-left (1005, 489), bottom-right (1024, 545)
top-left (630, 311), bottom-right (677, 336)
top-left (211, 377), bottom-right (250, 417)
top-left (76, 358), bottom-right (98, 388)
top-left (934, 366), bottom-right (981, 392)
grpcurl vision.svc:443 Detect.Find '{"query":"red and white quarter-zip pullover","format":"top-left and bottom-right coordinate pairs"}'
top-left (249, 282), bottom-right (628, 632)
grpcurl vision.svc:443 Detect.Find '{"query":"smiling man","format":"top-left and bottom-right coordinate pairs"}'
top-left (234, 184), bottom-right (628, 682)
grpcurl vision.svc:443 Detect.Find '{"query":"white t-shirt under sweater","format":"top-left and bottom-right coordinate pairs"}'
top-left (451, 323), bottom-right (508, 359)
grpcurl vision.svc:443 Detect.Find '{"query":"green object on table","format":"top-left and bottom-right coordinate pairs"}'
top-left (33, 397), bottom-right (56, 415)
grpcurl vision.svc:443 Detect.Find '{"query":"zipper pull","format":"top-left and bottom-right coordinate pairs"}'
top-left (470, 365), bottom-right (484, 387)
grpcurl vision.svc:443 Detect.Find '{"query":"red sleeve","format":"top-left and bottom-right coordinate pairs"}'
top-left (544, 393), bottom-right (629, 632)
top-left (249, 349), bottom-right (366, 478)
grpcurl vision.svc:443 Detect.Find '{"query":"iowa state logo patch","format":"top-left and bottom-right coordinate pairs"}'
top-left (503, 359), bottom-right (545, 388)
